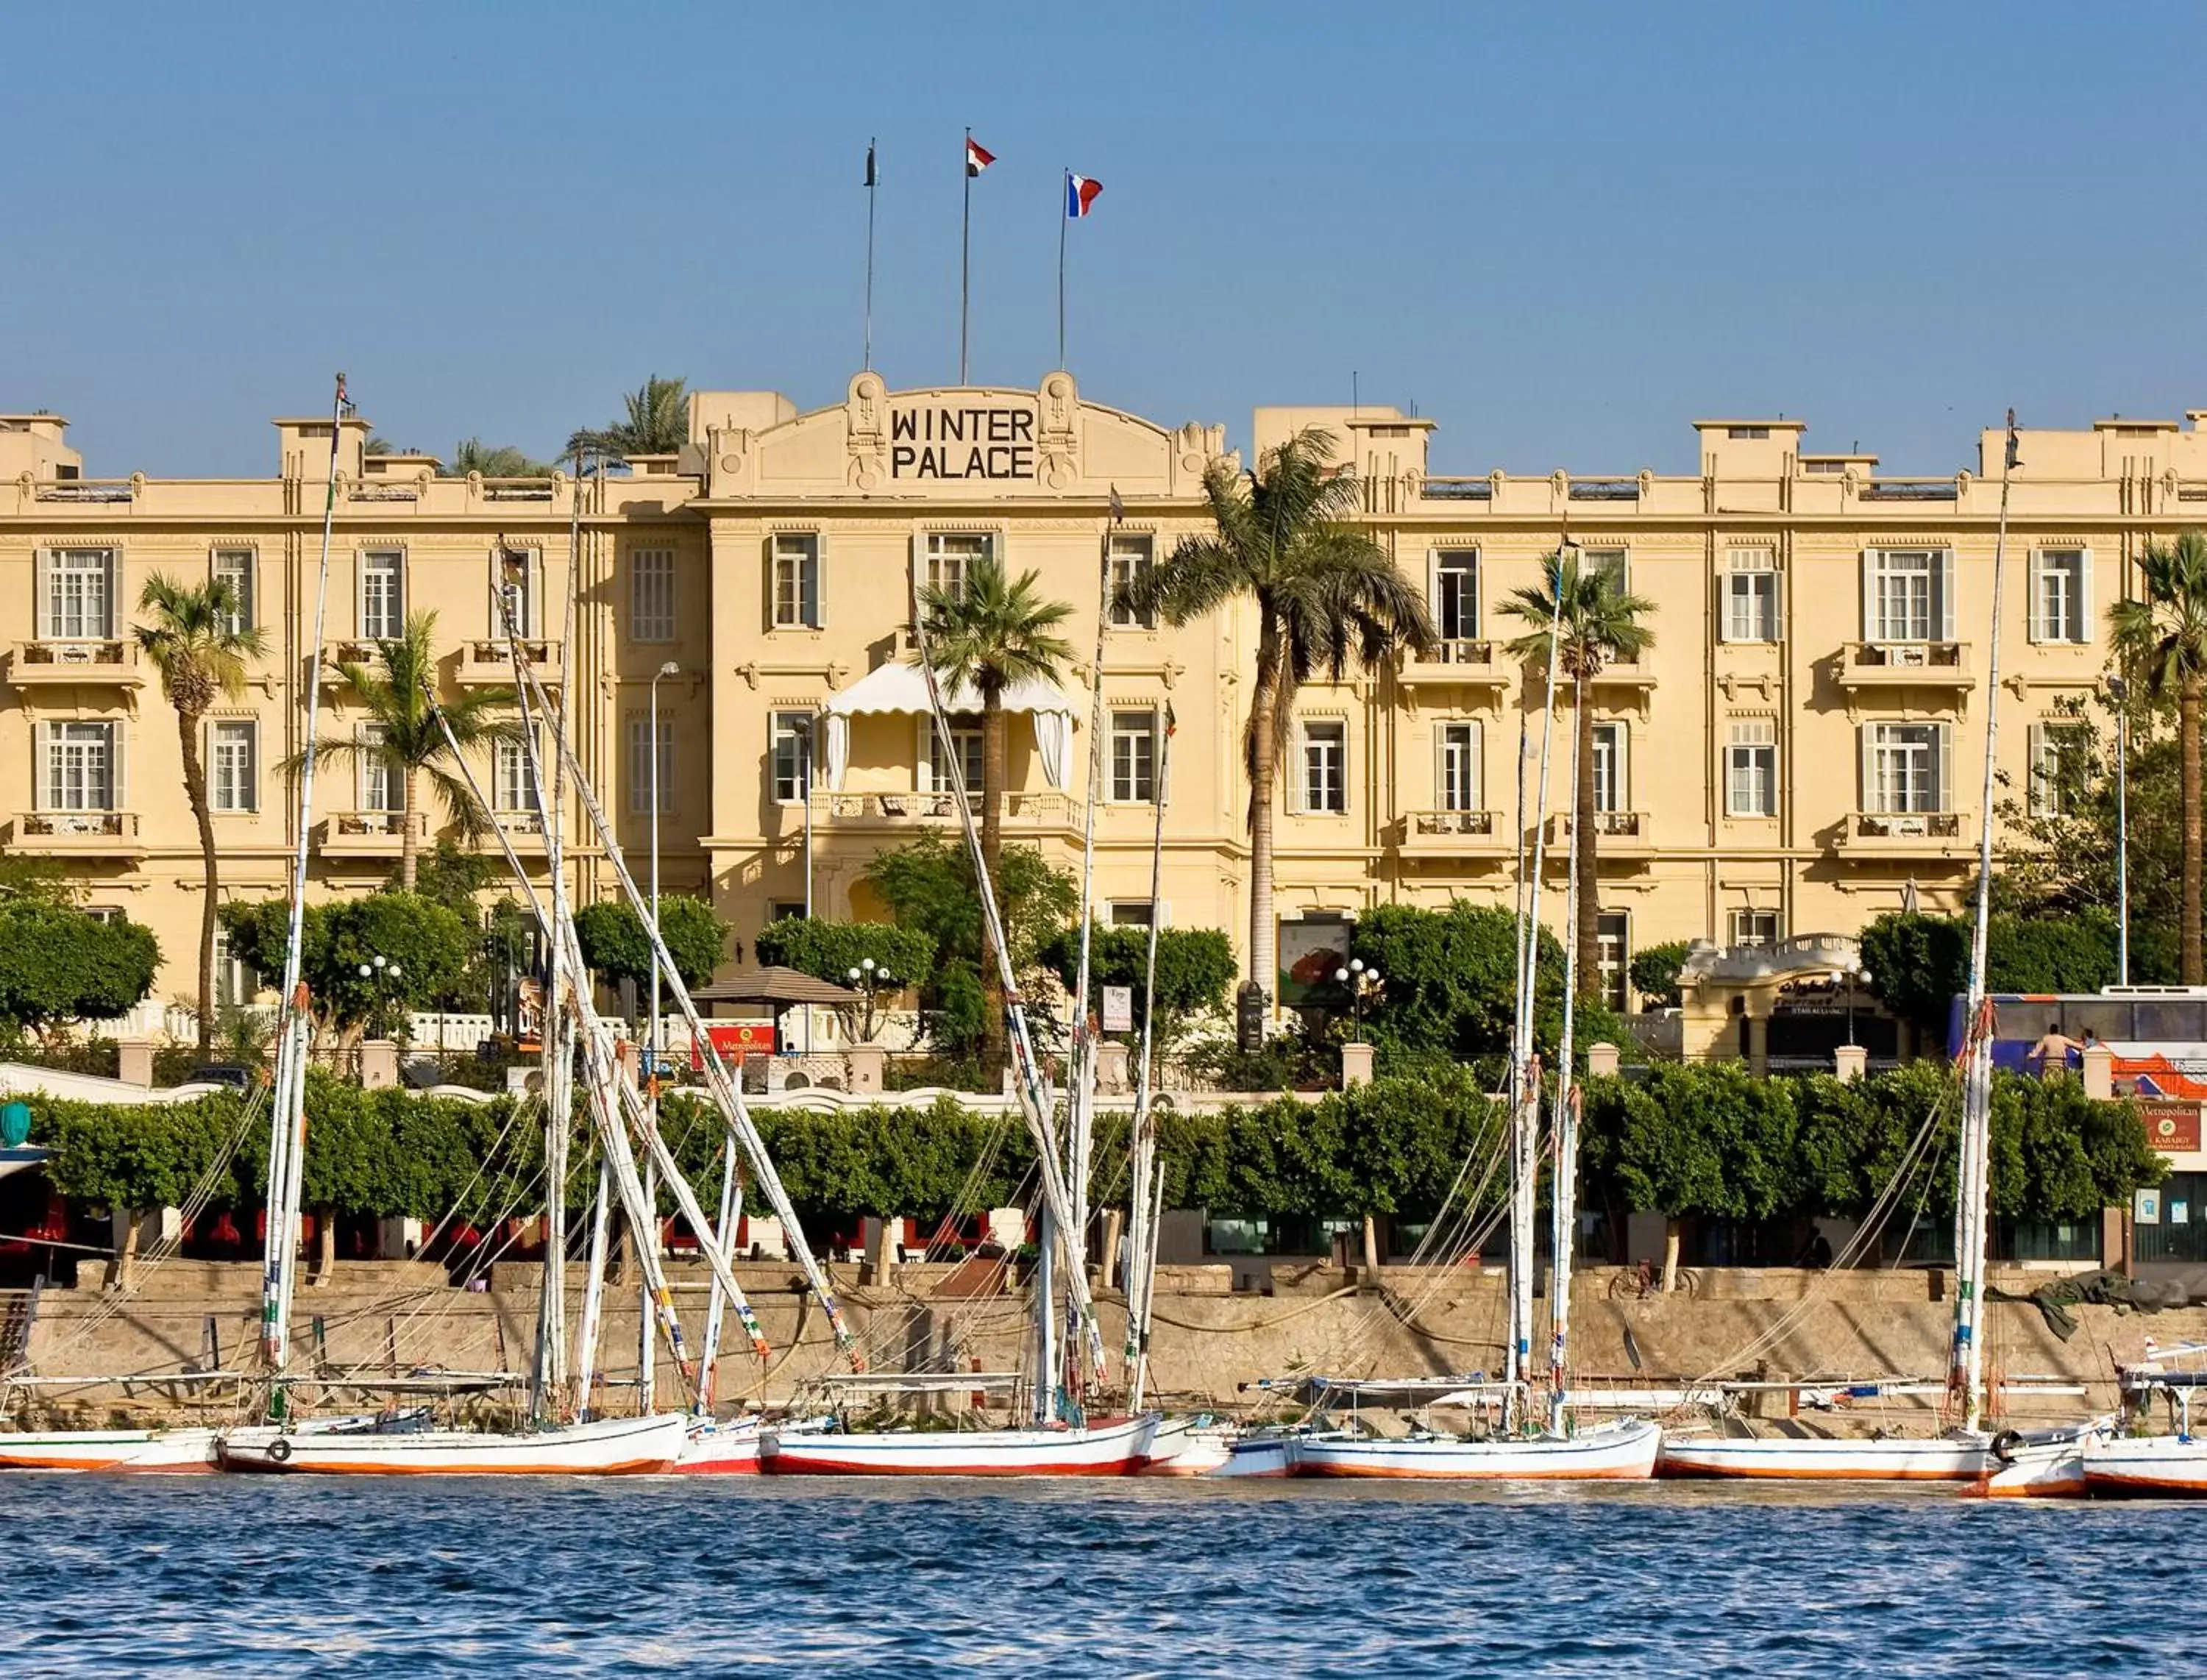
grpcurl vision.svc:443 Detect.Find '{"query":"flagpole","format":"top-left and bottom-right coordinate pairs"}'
top-left (959, 127), bottom-right (973, 385)
top-left (863, 138), bottom-right (878, 372)
top-left (1057, 169), bottom-right (1068, 371)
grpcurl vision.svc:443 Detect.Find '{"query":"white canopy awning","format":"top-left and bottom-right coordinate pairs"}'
top-left (821, 661), bottom-right (1076, 791)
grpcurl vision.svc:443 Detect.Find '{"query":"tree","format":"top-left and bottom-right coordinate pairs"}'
top-left (915, 555), bottom-right (1076, 1069)
top-left (1502, 549), bottom-right (1657, 983)
top-left (1119, 428), bottom-right (1435, 1002)
top-left (1040, 923), bottom-right (1238, 1050)
top-left (2109, 529), bottom-right (2207, 983)
top-left (862, 832), bottom-right (1077, 987)
top-left (288, 612), bottom-right (522, 890)
top-left (1346, 901), bottom-right (1561, 1076)
top-left (755, 918), bottom-right (936, 1041)
top-left (1628, 941), bottom-right (1693, 1011)
top-left (133, 573), bottom-right (268, 1054)
top-left (0, 901), bottom-right (160, 1036)
top-left (441, 439), bottom-right (552, 479)
top-left (566, 374), bottom-right (689, 465)
top-left (217, 891), bottom-right (472, 1039)
top-left (572, 896), bottom-right (731, 997)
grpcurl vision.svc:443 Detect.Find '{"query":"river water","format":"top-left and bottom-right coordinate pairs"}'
top-left (0, 1478), bottom-right (2176, 1676)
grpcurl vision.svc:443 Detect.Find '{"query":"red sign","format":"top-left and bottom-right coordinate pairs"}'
top-left (2142, 1102), bottom-right (2202, 1153)
top-left (692, 1022), bottom-right (776, 1068)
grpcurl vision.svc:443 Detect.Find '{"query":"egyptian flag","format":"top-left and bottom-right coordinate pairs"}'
top-left (1067, 173), bottom-right (1103, 218)
top-left (966, 136), bottom-right (995, 177)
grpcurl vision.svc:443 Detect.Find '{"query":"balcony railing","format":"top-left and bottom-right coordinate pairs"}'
top-left (1399, 639), bottom-right (1501, 684)
top-left (1845, 810), bottom-right (1969, 844)
top-left (494, 810), bottom-right (546, 836)
top-left (1545, 810), bottom-right (1652, 850)
top-left (319, 809), bottom-right (430, 856)
top-left (8, 640), bottom-right (146, 687)
top-left (1838, 641), bottom-right (1972, 691)
top-left (458, 638), bottom-right (564, 687)
top-left (14, 810), bottom-right (141, 847)
top-left (807, 790), bottom-right (1076, 827)
top-left (1401, 809), bottom-right (1507, 855)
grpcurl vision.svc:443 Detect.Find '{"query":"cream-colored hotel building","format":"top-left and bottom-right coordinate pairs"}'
top-left (0, 372), bottom-right (2187, 1015)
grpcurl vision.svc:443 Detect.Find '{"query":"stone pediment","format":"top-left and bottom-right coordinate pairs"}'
top-left (703, 370), bottom-right (1224, 502)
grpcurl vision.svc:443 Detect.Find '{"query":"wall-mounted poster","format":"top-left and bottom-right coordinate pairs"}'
top-left (1278, 915), bottom-right (1354, 1008)
top-left (2136, 1188), bottom-right (2163, 1226)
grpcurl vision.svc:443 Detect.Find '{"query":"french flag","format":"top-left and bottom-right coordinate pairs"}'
top-left (1066, 173), bottom-right (1103, 218)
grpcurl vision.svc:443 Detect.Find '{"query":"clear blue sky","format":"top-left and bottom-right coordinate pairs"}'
top-left (4, 2), bottom-right (2200, 480)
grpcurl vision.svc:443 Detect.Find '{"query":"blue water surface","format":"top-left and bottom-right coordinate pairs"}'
top-left (0, 1478), bottom-right (2175, 1676)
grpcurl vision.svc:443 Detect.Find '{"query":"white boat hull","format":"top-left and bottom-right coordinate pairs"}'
top-left (1210, 1434), bottom-right (1306, 1478)
top-left (762, 1414), bottom-right (1165, 1477)
top-left (215, 1412), bottom-right (686, 1476)
top-left (675, 1417), bottom-right (763, 1476)
top-left (1659, 1431), bottom-right (1994, 1481)
top-left (0, 1428), bottom-right (216, 1473)
top-left (1137, 1419), bottom-right (1223, 1476)
top-left (2083, 1434), bottom-right (2207, 1497)
top-left (1297, 1418), bottom-right (1660, 1480)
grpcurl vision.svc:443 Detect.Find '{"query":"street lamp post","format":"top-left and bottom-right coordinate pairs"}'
top-left (2109, 674), bottom-right (2130, 986)
top-left (1332, 957), bottom-right (1382, 1044)
top-left (845, 957), bottom-right (897, 1044)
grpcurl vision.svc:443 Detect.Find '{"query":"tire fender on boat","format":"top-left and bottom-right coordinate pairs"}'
top-left (1990, 1429), bottom-right (2022, 1464)
top-left (266, 1437), bottom-right (293, 1464)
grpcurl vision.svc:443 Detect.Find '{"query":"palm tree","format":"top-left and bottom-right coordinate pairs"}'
top-left (292, 613), bottom-right (523, 891)
top-left (2110, 528), bottom-right (2207, 983)
top-left (916, 555), bottom-right (1076, 1068)
top-left (566, 375), bottom-right (689, 465)
top-left (1119, 427), bottom-right (1434, 1000)
top-left (135, 575), bottom-right (268, 1056)
top-left (441, 438), bottom-right (552, 479)
top-left (1502, 549), bottom-right (1657, 986)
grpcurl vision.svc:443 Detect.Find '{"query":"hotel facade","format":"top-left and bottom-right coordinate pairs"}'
top-left (0, 374), bottom-right (2191, 1021)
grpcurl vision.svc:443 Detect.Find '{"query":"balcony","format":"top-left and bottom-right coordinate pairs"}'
top-left (458, 638), bottom-right (564, 689)
top-left (803, 789), bottom-right (1079, 838)
top-left (1399, 808), bottom-right (1510, 859)
top-left (10, 810), bottom-right (145, 858)
top-left (1399, 639), bottom-right (1505, 688)
top-left (1837, 641), bottom-right (1972, 695)
top-left (1588, 653), bottom-right (1657, 695)
top-left (1543, 809), bottom-right (1654, 860)
top-left (7, 640), bottom-right (146, 690)
top-left (1838, 810), bottom-right (1974, 858)
top-left (318, 808), bottom-right (428, 859)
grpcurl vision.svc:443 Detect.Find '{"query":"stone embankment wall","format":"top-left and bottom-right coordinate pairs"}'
top-left (17, 1260), bottom-right (2203, 1431)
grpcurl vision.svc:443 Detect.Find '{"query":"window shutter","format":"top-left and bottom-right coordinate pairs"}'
top-left (32, 549), bottom-right (51, 640)
top-left (908, 532), bottom-right (926, 622)
top-left (32, 721), bottom-right (46, 808)
top-left (1858, 725), bottom-right (1875, 815)
top-left (914, 716), bottom-right (933, 791)
top-left (1469, 720), bottom-right (1485, 808)
top-left (2026, 550), bottom-right (2046, 644)
top-left (813, 533), bottom-right (829, 629)
top-left (2076, 547), bottom-right (2094, 642)
top-left (1937, 550), bottom-right (1956, 642)
top-left (1286, 727), bottom-right (1305, 815)
top-left (1766, 563), bottom-right (1783, 641)
top-left (1860, 549), bottom-right (1877, 642)
top-left (1614, 725), bottom-right (1632, 811)
top-left (112, 721), bottom-right (127, 812)
top-left (2026, 721), bottom-right (2045, 813)
top-left (1426, 549), bottom-right (1441, 635)
top-left (356, 552), bottom-right (370, 636)
top-left (1936, 723), bottom-right (1955, 814)
top-left (1717, 569), bottom-right (1738, 644)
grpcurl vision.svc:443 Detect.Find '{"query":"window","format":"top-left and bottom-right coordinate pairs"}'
top-left (1725, 719), bottom-right (1777, 818)
top-left (1723, 549), bottom-right (1778, 643)
top-left (1582, 547), bottom-right (1628, 591)
top-left (491, 547), bottom-right (538, 636)
top-left (1110, 709), bottom-right (1157, 802)
top-left (43, 722), bottom-right (115, 809)
top-left (921, 714), bottom-right (984, 793)
top-left (2030, 722), bottom-right (2092, 817)
top-left (359, 550), bottom-right (405, 639)
top-left (496, 736), bottom-right (542, 815)
top-left (45, 548), bottom-right (114, 639)
top-left (1301, 721), bottom-right (1347, 814)
top-left (630, 549), bottom-right (676, 642)
top-left (1438, 721), bottom-right (1482, 813)
top-left (925, 532), bottom-right (992, 600)
top-left (770, 712), bottom-right (815, 804)
top-left (1108, 535), bottom-right (1154, 629)
top-left (1727, 426), bottom-right (1770, 441)
top-left (1865, 549), bottom-right (1952, 644)
top-left (214, 927), bottom-right (252, 1010)
top-left (1729, 908), bottom-right (1780, 948)
top-left (1431, 550), bottom-right (1479, 640)
top-left (772, 535), bottom-right (822, 629)
top-left (357, 723), bottom-right (394, 813)
top-left (2032, 549), bottom-right (2090, 644)
top-left (624, 717), bottom-right (674, 815)
top-left (1108, 900), bottom-right (1155, 928)
top-left (1591, 722), bottom-right (1629, 814)
top-left (211, 549), bottom-right (255, 635)
top-left (768, 902), bottom-right (807, 922)
top-left (209, 720), bottom-right (257, 814)
top-left (1866, 722), bottom-right (1949, 813)
top-left (1596, 911), bottom-right (1630, 1008)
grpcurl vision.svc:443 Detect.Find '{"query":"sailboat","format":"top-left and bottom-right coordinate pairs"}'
top-left (1658, 413), bottom-right (2100, 1489)
top-left (764, 508), bottom-right (1165, 1477)
top-left (2075, 1342), bottom-right (2207, 1495)
top-left (1294, 541), bottom-right (1658, 1481)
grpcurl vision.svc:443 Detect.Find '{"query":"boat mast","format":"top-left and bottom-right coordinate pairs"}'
top-left (258, 373), bottom-right (347, 1423)
top-left (1507, 541), bottom-right (1568, 1428)
top-left (694, 1146), bottom-right (742, 1417)
top-left (1547, 710), bottom-right (1585, 1436)
top-left (1953, 410), bottom-right (2018, 1434)
top-left (1126, 705), bottom-right (1173, 1411)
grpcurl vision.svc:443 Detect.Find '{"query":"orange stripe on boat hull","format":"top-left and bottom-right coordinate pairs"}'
top-left (2084, 1471), bottom-right (2207, 1497)
top-left (222, 1455), bottom-right (676, 1476)
top-left (764, 1456), bottom-right (1145, 1477)
top-left (1659, 1463), bottom-right (1984, 1481)
top-left (1298, 1462), bottom-right (1652, 1481)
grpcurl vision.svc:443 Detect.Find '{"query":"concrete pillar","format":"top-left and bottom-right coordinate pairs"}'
top-left (1744, 1014), bottom-right (1770, 1079)
top-left (1585, 1042), bottom-right (1621, 1079)
top-left (1101, 1207), bottom-right (1125, 1286)
top-left (360, 1038), bottom-right (399, 1090)
top-left (2082, 1044), bottom-right (2114, 1100)
top-left (847, 1044), bottom-right (885, 1095)
top-left (115, 1039), bottom-right (154, 1088)
top-left (985, 1207), bottom-right (1026, 1253)
top-left (863, 1215), bottom-right (900, 1278)
top-left (1341, 1042), bottom-right (1376, 1088)
top-left (1833, 1044), bottom-right (1868, 1083)
top-left (378, 1215), bottom-right (425, 1259)
top-left (1096, 1041), bottom-right (1131, 1095)
top-left (1362, 1211), bottom-right (1382, 1273)
top-left (2103, 1205), bottom-right (2130, 1274)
